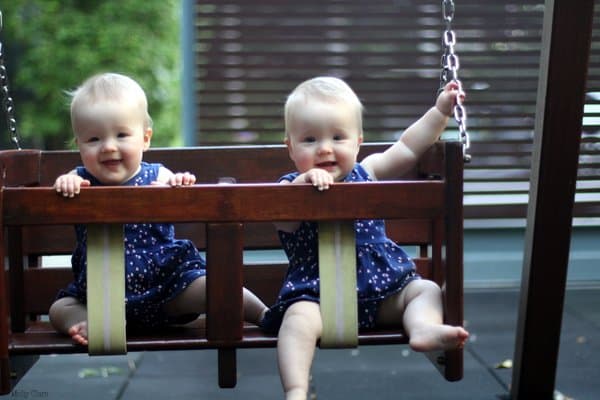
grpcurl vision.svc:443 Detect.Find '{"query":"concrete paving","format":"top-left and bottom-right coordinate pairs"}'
top-left (3, 288), bottom-right (598, 399)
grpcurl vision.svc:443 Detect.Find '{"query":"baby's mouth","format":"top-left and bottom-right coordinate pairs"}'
top-left (102, 159), bottom-right (122, 167)
top-left (316, 161), bottom-right (337, 168)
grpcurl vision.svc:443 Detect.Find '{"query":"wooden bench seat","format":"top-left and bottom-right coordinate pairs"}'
top-left (1, 141), bottom-right (463, 394)
top-left (10, 322), bottom-right (412, 355)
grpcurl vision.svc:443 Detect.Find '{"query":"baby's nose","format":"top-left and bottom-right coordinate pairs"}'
top-left (317, 140), bottom-right (333, 153)
top-left (101, 139), bottom-right (118, 151)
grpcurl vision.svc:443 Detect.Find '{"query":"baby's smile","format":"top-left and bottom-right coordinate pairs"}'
top-left (316, 161), bottom-right (337, 168)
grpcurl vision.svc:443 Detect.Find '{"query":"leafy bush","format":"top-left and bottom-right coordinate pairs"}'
top-left (0, 1), bottom-right (181, 149)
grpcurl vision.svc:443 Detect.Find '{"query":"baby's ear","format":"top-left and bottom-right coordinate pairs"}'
top-left (284, 136), bottom-right (296, 159)
top-left (143, 128), bottom-right (153, 150)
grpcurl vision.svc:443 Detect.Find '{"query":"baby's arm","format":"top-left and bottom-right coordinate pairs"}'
top-left (155, 166), bottom-right (196, 186)
top-left (54, 170), bottom-right (91, 197)
top-left (361, 82), bottom-right (463, 181)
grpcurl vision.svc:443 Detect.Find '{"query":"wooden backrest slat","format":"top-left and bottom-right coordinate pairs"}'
top-left (21, 219), bottom-right (435, 256)
top-left (0, 150), bottom-right (42, 187)
top-left (21, 268), bottom-right (74, 315)
top-left (3, 182), bottom-right (445, 225)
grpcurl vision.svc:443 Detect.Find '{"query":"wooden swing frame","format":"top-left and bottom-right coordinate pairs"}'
top-left (0, 140), bottom-right (464, 394)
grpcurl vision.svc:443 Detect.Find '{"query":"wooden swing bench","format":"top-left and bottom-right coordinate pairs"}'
top-left (0, 140), bottom-right (464, 395)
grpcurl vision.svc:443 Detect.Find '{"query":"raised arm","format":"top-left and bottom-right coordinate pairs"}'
top-left (361, 82), bottom-right (462, 181)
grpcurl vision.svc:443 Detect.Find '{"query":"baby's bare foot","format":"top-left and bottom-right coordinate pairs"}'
top-left (409, 324), bottom-right (469, 352)
top-left (68, 321), bottom-right (89, 345)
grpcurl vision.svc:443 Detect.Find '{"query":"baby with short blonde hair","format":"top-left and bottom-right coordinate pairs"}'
top-left (50, 72), bottom-right (267, 344)
top-left (263, 76), bottom-right (470, 400)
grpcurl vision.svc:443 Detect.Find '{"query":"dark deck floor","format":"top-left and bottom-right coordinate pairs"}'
top-left (3, 287), bottom-right (599, 399)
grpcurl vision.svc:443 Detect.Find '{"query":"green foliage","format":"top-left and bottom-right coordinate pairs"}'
top-left (0, 0), bottom-right (181, 150)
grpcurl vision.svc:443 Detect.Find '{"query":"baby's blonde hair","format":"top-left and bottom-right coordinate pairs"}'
top-left (284, 76), bottom-right (364, 138)
top-left (69, 72), bottom-right (153, 132)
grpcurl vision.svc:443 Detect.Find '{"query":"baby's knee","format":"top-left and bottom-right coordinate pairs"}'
top-left (282, 302), bottom-right (322, 335)
top-left (48, 296), bottom-right (84, 331)
top-left (408, 279), bottom-right (442, 298)
top-left (49, 296), bottom-right (80, 315)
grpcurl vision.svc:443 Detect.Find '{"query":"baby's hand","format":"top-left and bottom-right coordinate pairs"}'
top-left (435, 81), bottom-right (466, 117)
top-left (303, 168), bottom-right (334, 191)
top-left (166, 172), bottom-right (196, 187)
top-left (54, 174), bottom-right (91, 198)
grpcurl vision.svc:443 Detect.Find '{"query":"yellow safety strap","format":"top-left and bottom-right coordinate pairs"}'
top-left (86, 224), bottom-right (127, 355)
top-left (318, 221), bottom-right (358, 348)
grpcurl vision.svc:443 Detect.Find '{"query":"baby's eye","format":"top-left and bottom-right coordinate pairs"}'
top-left (302, 136), bottom-right (316, 143)
top-left (87, 137), bottom-right (99, 143)
top-left (117, 132), bottom-right (129, 138)
top-left (333, 133), bottom-right (346, 141)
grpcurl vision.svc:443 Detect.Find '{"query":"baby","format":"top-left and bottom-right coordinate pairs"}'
top-left (49, 72), bottom-right (267, 344)
top-left (261, 76), bottom-right (470, 400)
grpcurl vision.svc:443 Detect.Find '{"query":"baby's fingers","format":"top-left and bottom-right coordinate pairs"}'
top-left (178, 172), bottom-right (196, 186)
top-left (55, 178), bottom-right (80, 198)
top-left (162, 172), bottom-right (197, 187)
top-left (447, 81), bottom-right (466, 103)
top-left (313, 173), bottom-right (333, 191)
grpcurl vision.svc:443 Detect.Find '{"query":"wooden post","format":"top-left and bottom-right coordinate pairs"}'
top-left (7, 227), bottom-right (25, 332)
top-left (442, 140), bottom-right (464, 381)
top-left (206, 223), bottom-right (244, 388)
top-left (0, 189), bottom-right (11, 395)
top-left (511, 0), bottom-right (594, 398)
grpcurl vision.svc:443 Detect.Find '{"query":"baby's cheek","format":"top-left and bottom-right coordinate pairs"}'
top-left (294, 156), bottom-right (314, 173)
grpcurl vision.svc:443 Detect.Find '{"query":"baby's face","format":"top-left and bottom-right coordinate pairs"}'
top-left (286, 99), bottom-right (362, 182)
top-left (72, 100), bottom-right (151, 185)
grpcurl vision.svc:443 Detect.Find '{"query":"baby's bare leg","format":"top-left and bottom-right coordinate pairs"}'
top-left (277, 301), bottom-right (322, 400)
top-left (163, 276), bottom-right (267, 325)
top-left (242, 288), bottom-right (268, 325)
top-left (377, 279), bottom-right (468, 351)
top-left (48, 296), bottom-right (89, 345)
top-left (163, 276), bottom-right (207, 317)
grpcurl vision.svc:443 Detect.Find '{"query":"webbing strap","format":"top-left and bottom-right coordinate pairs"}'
top-left (86, 224), bottom-right (127, 355)
top-left (318, 221), bottom-right (358, 348)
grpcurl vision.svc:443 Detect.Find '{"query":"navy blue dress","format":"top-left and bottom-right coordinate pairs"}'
top-left (56, 162), bottom-right (207, 327)
top-left (261, 163), bottom-right (420, 333)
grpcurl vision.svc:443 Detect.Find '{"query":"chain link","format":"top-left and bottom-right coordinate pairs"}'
top-left (439, 0), bottom-right (470, 162)
top-left (0, 10), bottom-right (22, 150)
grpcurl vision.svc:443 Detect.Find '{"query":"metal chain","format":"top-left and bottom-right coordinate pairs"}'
top-left (0, 10), bottom-right (22, 150)
top-left (439, 0), bottom-right (470, 162)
